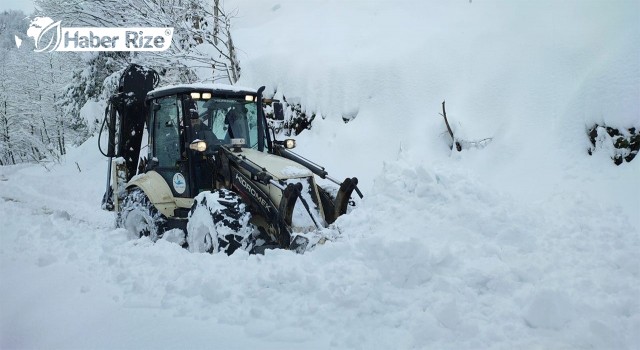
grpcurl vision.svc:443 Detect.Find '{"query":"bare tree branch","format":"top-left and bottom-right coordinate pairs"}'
top-left (440, 100), bottom-right (461, 151)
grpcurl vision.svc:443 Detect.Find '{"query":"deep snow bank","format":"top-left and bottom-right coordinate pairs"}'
top-left (1, 145), bottom-right (638, 349)
top-left (230, 0), bottom-right (639, 221)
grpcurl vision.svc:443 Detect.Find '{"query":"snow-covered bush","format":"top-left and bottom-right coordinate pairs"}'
top-left (282, 96), bottom-right (316, 136)
top-left (588, 124), bottom-right (639, 165)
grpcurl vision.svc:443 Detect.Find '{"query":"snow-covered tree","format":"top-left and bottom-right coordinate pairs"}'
top-left (35, 0), bottom-right (241, 84)
top-left (0, 54), bottom-right (18, 165)
top-left (33, 0), bottom-right (243, 148)
top-left (0, 10), bottom-right (27, 49)
top-left (0, 11), bottom-right (77, 165)
top-left (1, 0), bottom-right (243, 165)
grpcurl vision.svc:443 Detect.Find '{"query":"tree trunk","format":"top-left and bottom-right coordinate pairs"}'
top-left (214, 0), bottom-right (220, 45)
top-left (2, 101), bottom-right (15, 164)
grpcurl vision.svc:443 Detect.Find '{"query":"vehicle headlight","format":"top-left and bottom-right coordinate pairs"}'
top-left (284, 139), bottom-right (296, 149)
top-left (189, 140), bottom-right (207, 152)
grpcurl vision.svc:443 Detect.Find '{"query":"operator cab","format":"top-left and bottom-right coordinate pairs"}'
top-left (144, 84), bottom-right (271, 199)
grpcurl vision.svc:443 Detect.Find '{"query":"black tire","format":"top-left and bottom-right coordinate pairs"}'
top-left (186, 189), bottom-right (256, 255)
top-left (117, 188), bottom-right (165, 241)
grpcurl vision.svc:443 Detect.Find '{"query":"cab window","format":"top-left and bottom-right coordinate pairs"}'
top-left (153, 96), bottom-right (180, 167)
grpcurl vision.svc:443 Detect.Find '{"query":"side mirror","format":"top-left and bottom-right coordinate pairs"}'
top-left (273, 102), bottom-right (284, 121)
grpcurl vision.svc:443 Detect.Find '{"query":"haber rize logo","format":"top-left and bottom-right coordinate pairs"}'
top-left (27, 17), bottom-right (62, 52)
top-left (19, 16), bottom-right (173, 52)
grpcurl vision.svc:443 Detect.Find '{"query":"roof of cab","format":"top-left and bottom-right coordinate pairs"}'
top-left (147, 83), bottom-right (258, 99)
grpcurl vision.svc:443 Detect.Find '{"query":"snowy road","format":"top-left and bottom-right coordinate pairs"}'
top-left (1, 140), bottom-right (638, 349)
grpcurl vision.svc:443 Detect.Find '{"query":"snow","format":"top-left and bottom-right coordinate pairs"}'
top-left (280, 165), bottom-right (312, 178)
top-left (79, 98), bottom-right (107, 131)
top-left (230, 0), bottom-right (640, 224)
top-left (2, 0), bottom-right (640, 349)
top-left (186, 190), bottom-right (254, 253)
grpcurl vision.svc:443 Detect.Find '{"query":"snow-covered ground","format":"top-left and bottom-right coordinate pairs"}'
top-left (1, 1), bottom-right (639, 349)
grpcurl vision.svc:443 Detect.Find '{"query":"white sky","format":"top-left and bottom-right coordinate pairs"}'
top-left (0, 0), bottom-right (35, 14)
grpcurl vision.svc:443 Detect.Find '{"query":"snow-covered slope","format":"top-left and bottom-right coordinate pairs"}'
top-left (231, 0), bottom-right (639, 220)
top-left (1, 1), bottom-right (639, 349)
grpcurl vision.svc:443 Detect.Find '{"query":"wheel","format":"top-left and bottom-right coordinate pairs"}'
top-left (117, 188), bottom-right (165, 241)
top-left (186, 189), bottom-right (256, 255)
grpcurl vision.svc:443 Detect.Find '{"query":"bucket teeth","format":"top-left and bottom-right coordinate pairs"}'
top-left (290, 235), bottom-right (309, 254)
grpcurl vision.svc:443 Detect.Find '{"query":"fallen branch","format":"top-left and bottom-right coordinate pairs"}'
top-left (439, 100), bottom-right (493, 152)
top-left (440, 100), bottom-right (462, 151)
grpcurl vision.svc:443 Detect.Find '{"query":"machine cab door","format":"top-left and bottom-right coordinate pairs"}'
top-left (150, 95), bottom-right (191, 197)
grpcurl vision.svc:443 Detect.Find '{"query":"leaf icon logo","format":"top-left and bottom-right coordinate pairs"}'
top-left (26, 17), bottom-right (62, 52)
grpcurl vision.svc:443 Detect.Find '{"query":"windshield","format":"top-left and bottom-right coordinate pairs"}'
top-left (190, 97), bottom-right (263, 150)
